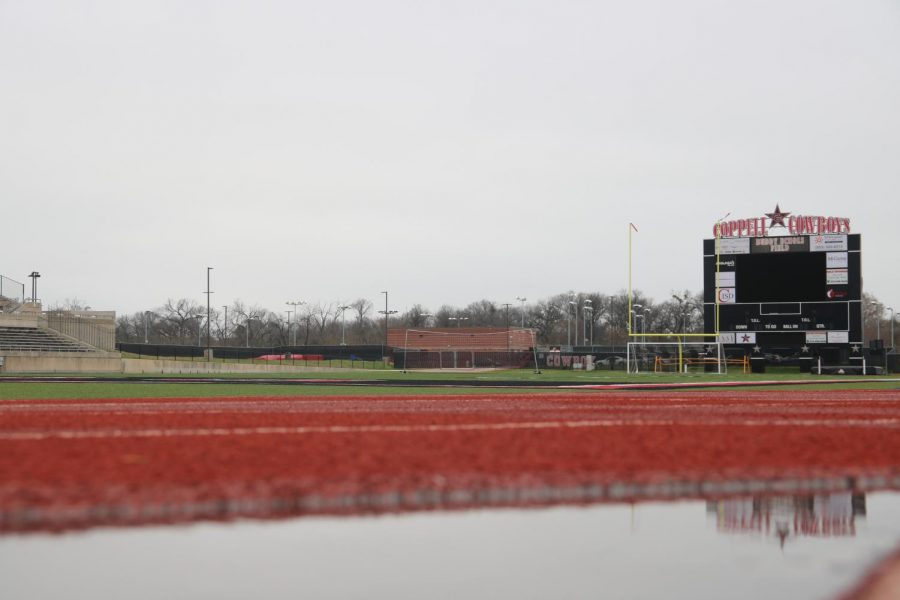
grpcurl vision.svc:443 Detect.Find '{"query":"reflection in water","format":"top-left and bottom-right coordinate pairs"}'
top-left (707, 492), bottom-right (867, 547)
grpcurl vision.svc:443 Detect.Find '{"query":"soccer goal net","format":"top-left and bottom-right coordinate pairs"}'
top-left (626, 341), bottom-right (732, 374)
top-left (395, 328), bottom-right (540, 371)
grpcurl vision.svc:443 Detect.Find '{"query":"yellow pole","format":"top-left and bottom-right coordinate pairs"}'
top-left (628, 223), bottom-right (636, 337)
top-left (713, 213), bottom-right (730, 338)
top-left (715, 222), bottom-right (720, 336)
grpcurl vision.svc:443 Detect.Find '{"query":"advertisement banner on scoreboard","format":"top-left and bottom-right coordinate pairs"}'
top-left (810, 234), bottom-right (848, 252)
top-left (717, 288), bottom-right (736, 303)
top-left (718, 333), bottom-right (735, 344)
top-left (828, 331), bottom-right (849, 343)
top-left (718, 238), bottom-right (750, 255)
top-left (716, 271), bottom-right (736, 287)
top-left (826, 252), bottom-right (849, 268)
top-left (826, 269), bottom-right (849, 285)
top-left (806, 332), bottom-right (827, 344)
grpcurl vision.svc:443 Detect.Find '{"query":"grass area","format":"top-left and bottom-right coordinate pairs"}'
top-left (0, 368), bottom-right (896, 400)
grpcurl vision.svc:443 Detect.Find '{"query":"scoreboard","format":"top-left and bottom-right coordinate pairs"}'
top-left (703, 233), bottom-right (862, 360)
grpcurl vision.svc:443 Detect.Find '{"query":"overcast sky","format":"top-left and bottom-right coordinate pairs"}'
top-left (2, 0), bottom-right (898, 316)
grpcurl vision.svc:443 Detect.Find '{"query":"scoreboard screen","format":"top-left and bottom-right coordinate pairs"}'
top-left (735, 252), bottom-right (825, 303)
top-left (703, 233), bottom-right (862, 349)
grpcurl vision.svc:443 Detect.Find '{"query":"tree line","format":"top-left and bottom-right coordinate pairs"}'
top-left (113, 290), bottom-right (896, 348)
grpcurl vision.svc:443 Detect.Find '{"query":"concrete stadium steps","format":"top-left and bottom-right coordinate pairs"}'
top-left (0, 326), bottom-right (97, 353)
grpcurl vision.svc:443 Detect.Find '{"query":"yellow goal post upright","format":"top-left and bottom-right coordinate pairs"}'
top-left (626, 222), bottom-right (724, 374)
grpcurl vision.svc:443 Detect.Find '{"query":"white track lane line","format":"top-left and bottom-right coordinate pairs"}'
top-left (1, 417), bottom-right (899, 441)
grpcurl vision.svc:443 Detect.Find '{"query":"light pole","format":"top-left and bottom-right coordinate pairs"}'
top-left (378, 291), bottom-right (397, 355)
top-left (285, 310), bottom-right (293, 345)
top-left (635, 314), bottom-right (644, 344)
top-left (204, 267), bottom-right (213, 360)
top-left (583, 299), bottom-right (593, 347)
top-left (245, 315), bottom-right (258, 348)
top-left (888, 307), bottom-right (895, 352)
top-left (286, 301), bottom-right (305, 346)
top-left (516, 296), bottom-right (527, 328)
top-left (222, 306), bottom-right (228, 344)
top-left (642, 308), bottom-right (651, 343)
top-left (874, 302), bottom-right (881, 341)
top-left (143, 311), bottom-right (151, 344)
top-left (28, 271), bottom-right (40, 303)
top-left (631, 303), bottom-right (643, 337)
top-left (338, 304), bottom-right (351, 345)
top-left (502, 303), bottom-right (512, 352)
top-left (197, 314), bottom-right (204, 347)
top-left (570, 295), bottom-right (579, 346)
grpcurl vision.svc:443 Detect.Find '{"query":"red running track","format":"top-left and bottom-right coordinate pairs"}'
top-left (0, 389), bottom-right (899, 533)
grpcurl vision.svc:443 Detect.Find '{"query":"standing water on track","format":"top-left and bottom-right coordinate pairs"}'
top-left (1, 491), bottom-right (899, 600)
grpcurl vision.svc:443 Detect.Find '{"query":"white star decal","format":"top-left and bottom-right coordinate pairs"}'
top-left (753, 345), bottom-right (762, 353)
top-left (851, 345), bottom-right (860, 353)
top-left (801, 345), bottom-right (809, 353)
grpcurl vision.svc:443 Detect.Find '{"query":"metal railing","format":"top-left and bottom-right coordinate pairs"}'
top-left (42, 312), bottom-right (116, 351)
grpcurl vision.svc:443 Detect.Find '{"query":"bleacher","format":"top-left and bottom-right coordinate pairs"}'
top-left (0, 326), bottom-right (97, 353)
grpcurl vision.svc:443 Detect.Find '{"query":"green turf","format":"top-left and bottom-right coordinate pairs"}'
top-left (0, 369), bottom-right (896, 400)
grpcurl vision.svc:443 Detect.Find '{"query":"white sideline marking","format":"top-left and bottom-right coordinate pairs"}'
top-left (1, 417), bottom-right (898, 441)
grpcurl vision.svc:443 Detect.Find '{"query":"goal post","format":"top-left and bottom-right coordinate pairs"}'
top-left (626, 340), bottom-right (729, 374)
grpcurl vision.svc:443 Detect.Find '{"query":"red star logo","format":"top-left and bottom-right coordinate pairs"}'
top-left (741, 334), bottom-right (751, 342)
top-left (765, 204), bottom-right (790, 228)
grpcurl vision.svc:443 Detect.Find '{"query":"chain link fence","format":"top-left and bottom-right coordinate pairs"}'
top-left (0, 275), bottom-right (25, 308)
top-left (117, 343), bottom-right (388, 368)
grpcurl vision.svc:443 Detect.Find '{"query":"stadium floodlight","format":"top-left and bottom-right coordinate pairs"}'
top-left (448, 315), bottom-right (469, 328)
top-left (516, 296), bottom-right (527, 328)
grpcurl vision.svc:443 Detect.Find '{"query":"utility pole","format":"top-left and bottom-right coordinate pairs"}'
top-left (379, 291), bottom-right (397, 357)
top-left (205, 267), bottom-right (213, 360)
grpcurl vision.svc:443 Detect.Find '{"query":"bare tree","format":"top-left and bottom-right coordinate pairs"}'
top-left (158, 298), bottom-right (204, 344)
top-left (401, 304), bottom-right (432, 328)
